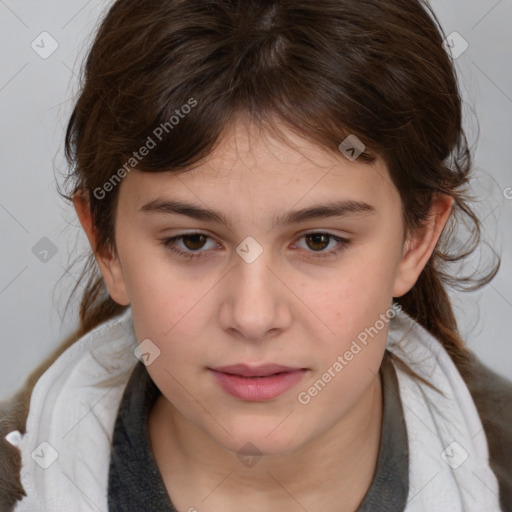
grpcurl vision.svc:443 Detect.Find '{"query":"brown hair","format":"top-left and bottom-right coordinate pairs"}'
top-left (59, 0), bottom-right (499, 384)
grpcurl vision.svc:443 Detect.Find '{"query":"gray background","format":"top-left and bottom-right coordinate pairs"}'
top-left (1, 0), bottom-right (511, 401)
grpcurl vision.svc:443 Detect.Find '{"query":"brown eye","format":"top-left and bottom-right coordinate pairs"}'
top-left (305, 233), bottom-right (331, 251)
top-left (162, 232), bottom-right (220, 260)
top-left (293, 232), bottom-right (350, 259)
top-left (181, 234), bottom-right (208, 250)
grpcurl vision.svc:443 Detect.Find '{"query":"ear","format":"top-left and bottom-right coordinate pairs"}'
top-left (392, 193), bottom-right (454, 298)
top-left (72, 190), bottom-right (130, 306)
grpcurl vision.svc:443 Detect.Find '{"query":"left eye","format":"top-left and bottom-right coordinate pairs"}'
top-left (161, 232), bottom-right (350, 260)
top-left (293, 232), bottom-right (346, 254)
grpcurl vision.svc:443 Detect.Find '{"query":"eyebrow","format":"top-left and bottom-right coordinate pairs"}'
top-left (139, 198), bottom-right (376, 229)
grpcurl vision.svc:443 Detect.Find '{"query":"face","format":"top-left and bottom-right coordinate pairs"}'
top-left (87, 119), bottom-right (438, 457)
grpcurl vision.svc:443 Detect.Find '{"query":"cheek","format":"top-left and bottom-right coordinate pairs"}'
top-left (302, 251), bottom-right (399, 337)
top-left (293, 252), bottom-right (397, 404)
top-left (296, 271), bottom-right (392, 413)
top-left (118, 241), bottom-right (212, 337)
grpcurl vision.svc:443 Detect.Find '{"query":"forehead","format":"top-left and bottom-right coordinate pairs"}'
top-left (118, 119), bottom-right (398, 215)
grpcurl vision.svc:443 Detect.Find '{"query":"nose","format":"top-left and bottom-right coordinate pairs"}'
top-left (218, 248), bottom-right (292, 342)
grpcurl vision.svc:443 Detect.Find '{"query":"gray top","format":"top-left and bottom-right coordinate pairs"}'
top-left (107, 353), bottom-right (409, 511)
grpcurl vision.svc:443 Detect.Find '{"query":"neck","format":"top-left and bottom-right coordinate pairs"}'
top-left (148, 372), bottom-right (383, 512)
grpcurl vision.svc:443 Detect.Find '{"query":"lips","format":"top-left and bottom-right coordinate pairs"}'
top-left (212, 364), bottom-right (301, 378)
top-left (209, 364), bottom-right (307, 401)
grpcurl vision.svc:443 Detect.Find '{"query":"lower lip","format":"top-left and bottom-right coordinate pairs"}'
top-left (210, 369), bottom-right (307, 401)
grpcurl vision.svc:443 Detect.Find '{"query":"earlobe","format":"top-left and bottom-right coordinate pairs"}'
top-left (392, 194), bottom-right (454, 298)
top-left (72, 190), bottom-right (130, 306)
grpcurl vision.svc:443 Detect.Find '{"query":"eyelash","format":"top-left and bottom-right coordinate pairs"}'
top-left (161, 232), bottom-right (350, 260)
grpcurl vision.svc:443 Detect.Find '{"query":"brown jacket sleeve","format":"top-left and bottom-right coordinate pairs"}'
top-left (0, 388), bottom-right (30, 512)
top-left (465, 352), bottom-right (512, 512)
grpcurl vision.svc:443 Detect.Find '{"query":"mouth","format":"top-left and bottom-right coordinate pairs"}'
top-left (209, 364), bottom-right (308, 401)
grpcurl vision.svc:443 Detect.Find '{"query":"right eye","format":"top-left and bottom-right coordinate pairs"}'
top-left (161, 233), bottom-right (221, 260)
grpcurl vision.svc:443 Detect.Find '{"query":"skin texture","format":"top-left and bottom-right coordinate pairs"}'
top-left (73, 119), bottom-right (453, 511)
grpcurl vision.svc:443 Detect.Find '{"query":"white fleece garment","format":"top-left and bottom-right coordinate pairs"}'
top-left (7, 307), bottom-right (502, 511)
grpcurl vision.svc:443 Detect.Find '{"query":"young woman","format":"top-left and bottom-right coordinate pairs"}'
top-left (1, 0), bottom-right (511, 511)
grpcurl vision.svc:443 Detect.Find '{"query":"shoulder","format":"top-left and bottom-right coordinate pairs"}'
top-left (1, 311), bottom-right (135, 511)
top-left (0, 328), bottom-right (83, 511)
top-left (464, 352), bottom-right (512, 511)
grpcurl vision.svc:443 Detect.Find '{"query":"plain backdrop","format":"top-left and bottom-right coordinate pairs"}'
top-left (1, 0), bottom-right (511, 401)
